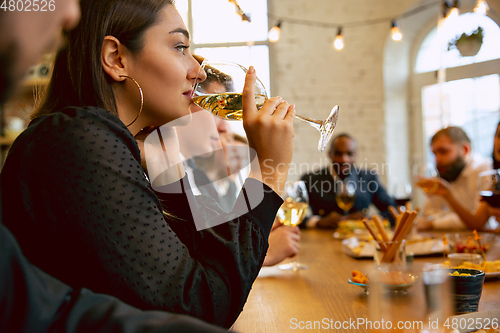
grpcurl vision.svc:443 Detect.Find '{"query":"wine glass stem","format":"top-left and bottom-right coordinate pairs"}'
top-left (291, 257), bottom-right (298, 272)
top-left (294, 114), bottom-right (322, 131)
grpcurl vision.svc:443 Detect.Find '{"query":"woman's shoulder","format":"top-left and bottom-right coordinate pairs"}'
top-left (30, 106), bottom-right (127, 133)
top-left (14, 106), bottom-right (140, 160)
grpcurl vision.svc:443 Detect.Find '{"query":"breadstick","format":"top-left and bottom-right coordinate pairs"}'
top-left (362, 218), bottom-right (387, 252)
top-left (373, 215), bottom-right (389, 243)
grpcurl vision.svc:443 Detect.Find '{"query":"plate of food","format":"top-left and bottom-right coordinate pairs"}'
top-left (341, 236), bottom-right (445, 258)
top-left (446, 232), bottom-right (497, 254)
top-left (442, 259), bottom-right (500, 280)
top-left (333, 218), bottom-right (391, 240)
top-left (349, 270), bottom-right (418, 293)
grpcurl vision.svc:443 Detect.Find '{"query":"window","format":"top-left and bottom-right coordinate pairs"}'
top-left (413, 12), bottom-right (500, 160)
top-left (176, 0), bottom-right (271, 135)
top-left (176, 0), bottom-right (270, 92)
top-left (422, 74), bottom-right (500, 158)
top-left (415, 13), bottom-right (500, 73)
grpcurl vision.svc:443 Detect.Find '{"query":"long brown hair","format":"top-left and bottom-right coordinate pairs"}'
top-left (32, 0), bottom-right (173, 119)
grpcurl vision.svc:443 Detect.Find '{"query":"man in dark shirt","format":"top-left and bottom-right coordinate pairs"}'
top-left (0, 3), bottom-right (226, 332)
top-left (300, 133), bottom-right (396, 228)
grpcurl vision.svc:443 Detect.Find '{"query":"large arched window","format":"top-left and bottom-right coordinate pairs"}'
top-left (412, 12), bottom-right (500, 159)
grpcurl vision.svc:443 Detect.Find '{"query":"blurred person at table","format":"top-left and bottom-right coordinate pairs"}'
top-left (417, 125), bottom-right (499, 231)
top-left (416, 126), bottom-right (492, 230)
top-left (177, 69), bottom-right (300, 267)
top-left (300, 133), bottom-right (396, 229)
top-left (0, 0), bottom-right (296, 328)
top-left (0, 3), bottom-right (227, 333)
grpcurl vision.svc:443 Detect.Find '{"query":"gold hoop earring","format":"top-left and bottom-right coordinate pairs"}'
top-left (119, 75), bottom-right (143, 127)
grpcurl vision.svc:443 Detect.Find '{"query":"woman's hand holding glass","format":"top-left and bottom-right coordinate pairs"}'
top-left (241, 67), bottom-right (295, 196)
top-left (192, 60), bottom-right (339, 152)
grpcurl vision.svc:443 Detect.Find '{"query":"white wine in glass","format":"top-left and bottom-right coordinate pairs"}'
top-left (192, 60), bottom-right (339, 152)
top-left (276, 181), bottom-right (309, 271)
top-left (277, 198), bottom-right (309, 227)
top-left (336, 180), bottom-right (355, 215)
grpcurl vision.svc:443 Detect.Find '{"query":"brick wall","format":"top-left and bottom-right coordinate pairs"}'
top-left (269, 0), bottom-right (417, 186)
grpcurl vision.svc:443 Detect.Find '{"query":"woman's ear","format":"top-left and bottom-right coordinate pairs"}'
top-left (101, 36), bottom-right (128, 82)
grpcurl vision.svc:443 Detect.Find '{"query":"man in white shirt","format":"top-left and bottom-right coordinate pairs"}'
top-left (417, 127), bottom-right (492, 230)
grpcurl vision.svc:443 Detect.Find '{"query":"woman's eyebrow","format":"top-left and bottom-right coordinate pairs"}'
top-left (169, 27), bottom-right (190, 39)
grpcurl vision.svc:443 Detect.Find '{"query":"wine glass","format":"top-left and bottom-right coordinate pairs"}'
top-left (478, 169), bottom-right (500, 208)
top-left (192, 60), bottom-right (339, 152)
top-left (335, 179), bottom-right (356, 215)
top-left (412, 162), bottom-right (439, 195)
top-left (276, 181), bottom-right (309, 271)
top-left (392, 183), bottom-right (413, 211)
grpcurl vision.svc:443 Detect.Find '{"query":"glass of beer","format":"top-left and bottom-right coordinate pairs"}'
top-left (192, 59), bottom-right (339, 152)
top-left (412, 162), bottom-right (439, 195)
top-left (276, 180), bottom-right (309, 271)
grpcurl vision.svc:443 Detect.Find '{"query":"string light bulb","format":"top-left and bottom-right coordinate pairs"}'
top-left (391, 20), bottom-right (403, 41)
top-left (268, 21), bottom-right (282, 43)
top-left (474, 0), bottom-right (489, 14)
top-left (443, 0), bottom-right (460, 20)
top-left (333, 27), bottom-right (344, 50)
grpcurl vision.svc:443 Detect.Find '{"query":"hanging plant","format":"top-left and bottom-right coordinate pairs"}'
top-left (448, 26), bottom-right (484, 57)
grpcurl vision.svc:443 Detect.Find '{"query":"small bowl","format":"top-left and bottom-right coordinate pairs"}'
top-left (448, 253), bottom-right (483, 267)
top-left (446, 268), bottom-right (485, 314)
top-left (446, 232), bottom-right (496, 254)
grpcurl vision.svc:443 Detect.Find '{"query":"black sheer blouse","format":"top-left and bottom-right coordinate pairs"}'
top-left (1, 106), bottom-right (282, 328)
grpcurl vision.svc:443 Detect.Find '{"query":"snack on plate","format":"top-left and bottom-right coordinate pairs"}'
top-left (449, 271), bottom-right (471, 276)
top-left (352, 270), bottom-right (369, 284)
top-left (455, 260), bottom-right (500, 273)
top-left (379, 271), bottom-right (415, 285)
top-left (338, 219), bottom-right (390, 232)
top-left (351, 270), bottom-right (415, 286)
top-left (446, 232), bottom-right (496, 255)
top-left (335, 219), bottom-right (390, 239)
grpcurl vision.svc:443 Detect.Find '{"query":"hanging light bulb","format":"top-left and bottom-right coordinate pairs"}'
top-left (333, 27), bottom-right (344, 50)
top-left (391, 20), bottom-right (403, 41)
top-left (268, 22), bottom-right (282, 43)
top-left (474, 0), bottom-right (489, 14)
top-left (443, 0), bottom-right (460, 20)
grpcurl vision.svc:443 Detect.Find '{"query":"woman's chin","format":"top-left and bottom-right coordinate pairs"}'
top-left (159, 112), bottom-right (192, 127)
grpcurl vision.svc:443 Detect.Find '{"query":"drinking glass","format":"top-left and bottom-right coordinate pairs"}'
top-left (335, 179), bottom-right (356, 215)
top-left (478, 169), bottom-right (500, 208)
top-left (412, 162), bottom-right (439, 195)
top-left (392, 183), bottom-right (412, 211)
top-left (192, 60), bottom-right (340, 152)
top-left (276, 181), bottom-right (309, 271)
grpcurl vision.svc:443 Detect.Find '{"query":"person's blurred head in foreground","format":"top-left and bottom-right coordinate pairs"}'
top-left (0, 0), bottom-right (80, 103)
top-left (431, 126), bottom-right (471, 182)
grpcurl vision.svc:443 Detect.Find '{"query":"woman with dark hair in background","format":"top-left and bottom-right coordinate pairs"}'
top-left (1, 0), bottom-right (295, 327)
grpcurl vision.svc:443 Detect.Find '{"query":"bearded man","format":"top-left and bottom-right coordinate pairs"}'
top-left (417, 127), bottom-right (492, 230)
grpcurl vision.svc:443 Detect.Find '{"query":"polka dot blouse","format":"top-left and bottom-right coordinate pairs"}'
top-left (0, 107), bottom-right (283, 328)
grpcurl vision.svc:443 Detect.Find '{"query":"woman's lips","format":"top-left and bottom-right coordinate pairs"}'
top-left (183, 89), bottom-right (194, 102)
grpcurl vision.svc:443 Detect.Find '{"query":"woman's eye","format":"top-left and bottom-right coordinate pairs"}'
top-left (176, 45), bottom-right (189, 54)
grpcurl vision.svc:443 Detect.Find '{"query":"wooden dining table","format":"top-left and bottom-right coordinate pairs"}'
top-left (231, 229), bottom-right (500, 333)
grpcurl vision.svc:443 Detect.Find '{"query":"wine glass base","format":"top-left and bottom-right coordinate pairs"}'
top-left (278, 262), bottom-right (309, 271)
top-left (318, 105), bottom-right (339, 152)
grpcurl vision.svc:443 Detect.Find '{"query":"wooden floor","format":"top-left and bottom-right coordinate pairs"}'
top-left (232, 229), bottom-right (500, 333)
